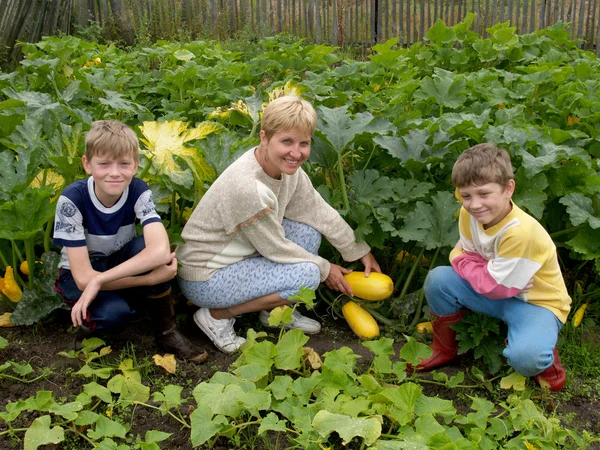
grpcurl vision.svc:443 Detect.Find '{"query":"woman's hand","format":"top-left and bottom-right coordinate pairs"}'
top-left (521, 276), bottom-right (535, 294)
top-left (360, 252), bottom-right (381, 276)
top-left (325, 264), bottom-right (354, 296)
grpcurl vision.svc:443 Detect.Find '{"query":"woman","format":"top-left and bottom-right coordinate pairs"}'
top-left (176, 95), bottom-right (380, 353)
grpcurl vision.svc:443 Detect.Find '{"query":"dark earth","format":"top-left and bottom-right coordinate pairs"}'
top-left (1, 297), bottom-right (599, 449)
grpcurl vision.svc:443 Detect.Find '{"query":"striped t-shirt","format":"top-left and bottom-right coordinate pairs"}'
top-left (53, 177), bottom-right (162, 270)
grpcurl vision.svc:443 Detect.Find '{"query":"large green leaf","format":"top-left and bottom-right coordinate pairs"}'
top-left (414, 69), bottom-right (467, 111)
top-left (0, 187), bottom-right (55, 240)
top-left (559, 193), bottom-right (600, 229)
top-left (24, 415), bottom-right (64, 450)
top-left (312, 410), bottom-right (382, 445)
top-left (274, 329), bottom-right (309, 370)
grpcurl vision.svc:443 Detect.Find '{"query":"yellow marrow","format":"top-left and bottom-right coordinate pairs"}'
top-left (342, 301), bottom-right (380, 340)
top-left (416, 321), bottom-right (433, 334)
top-left (344, 272), bottom-right (393, 301)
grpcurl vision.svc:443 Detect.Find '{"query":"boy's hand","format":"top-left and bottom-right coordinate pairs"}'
top-left (149, 253), bottom-right (178, 284)
top-left (71, 276), bottom-right (102, 327)
top-left (360, 252), bottom-right (381, 276)
top-left (325, 264), bottom-right (354, 296)
top-left (522, 276), bottom-right (535, 293)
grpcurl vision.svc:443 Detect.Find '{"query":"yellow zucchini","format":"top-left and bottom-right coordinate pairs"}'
top-left (0, 312), bottom-right (15, 327)
top-left (343, 272), bottom-right (394, 301)
top-left (416, 321), bottom-right (433, 334)
top-left (342, 301), bottom-right (380, 340)
top-left (1, 267), bottom-right (22, 303)
top-left (572, 301), bottom-right (590, 327)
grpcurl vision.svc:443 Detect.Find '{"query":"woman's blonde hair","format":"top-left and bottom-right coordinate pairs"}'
top-left (261, 95), bottom-right (317, 139)
top-left (452, 143), bottom-right (514, 188)
top-left (85, 120), bottom-right (139, 162)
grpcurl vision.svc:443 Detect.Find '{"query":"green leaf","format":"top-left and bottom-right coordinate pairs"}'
top-left (83, 382), bottom-right (114, 404)
top-left (87, 416), bottom-right (127, 440)
top-left (425, 20), bottom-right (457, 44)
top-left (107, 374), bottom-right (150, 404)
top-left (399, 335), bottom-right (432, 366)
top-left (49, 401), bottom-right (83, 420)
top-left (560, 193), bottom-right (600, 229)
top-left (266, 375), bottom-right (293, 400)
top-left (348, 170), bottom-right (393, 204)
top-left (288, 286), bottom-right (316, 309)
top-left (566, 226), bottom-right (600, 260)
top-left (0, 187), bottom-right (55, 240)
top-left (8, 361), bottom-right (33, 376)
top-left (257, 412), bottom-right (287, 435)
top-left (362, 336), bottom-right (395, 356)
top-left (513, 168), bottom-right (548, 219)
top-left (10, 283), bottom-right (67, 326)
top-left (316, 105), bottom-right (382, 152)
top-left (152, 384), bottom-right (183, 410)
top-left (414, 69), bottom-right (467, 110)
top-left (0, 335), bottom-right (8, 349)
top-left (24, 415), bottom-right (64, 450)
top-left (380, 382), bottom-right (423, 426)
top-left (238, 389), bottom-right (272, 414)
top-left (144, 430), bottom-right (172, 443)
top-left (274, 329), bottom-right (309, 370)
top-left (193, 382), bottom-right (244, 417)
top-left (190, 407), bottom-right (224, 447)
top-left (500, 372), bottom-right (527, 391)
top-left (233, 363), bottom-right (270, 382)
top-left (396, 191), bottom-right (459, 249)
top-left (312, 410), bottom-right (382, 445)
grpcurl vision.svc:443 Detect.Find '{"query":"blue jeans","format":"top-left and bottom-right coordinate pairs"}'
top-left (424, 266), bottom-right (563, 377)
top-left (55, 236), bottom-right (171, 332)
top-left (178, 219), bottom-right (321, 308)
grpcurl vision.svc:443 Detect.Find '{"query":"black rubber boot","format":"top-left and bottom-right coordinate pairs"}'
top-left (148, 289), bottom-right (208, 363)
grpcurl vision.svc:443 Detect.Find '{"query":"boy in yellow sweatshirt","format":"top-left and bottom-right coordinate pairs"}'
top-left (415, 143), bottom-right (570, 391)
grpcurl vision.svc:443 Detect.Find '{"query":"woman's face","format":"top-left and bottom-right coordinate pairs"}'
top-left (257, 128), bottom-right (312, 179)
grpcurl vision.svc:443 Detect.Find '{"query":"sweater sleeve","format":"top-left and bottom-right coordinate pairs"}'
top-left (240, 181), bottom-right (332, 281)
top-left (283, 169), bottom-right (370, 262)
top-left (452, 230), bottom-right (542, 300)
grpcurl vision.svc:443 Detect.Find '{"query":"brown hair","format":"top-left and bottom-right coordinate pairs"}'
top-left (452, 143), bottom-right (514, 188)
top-left (261, 95), bottom-right (317, 140)
top-left (85, 120), bottom-right (139, 162)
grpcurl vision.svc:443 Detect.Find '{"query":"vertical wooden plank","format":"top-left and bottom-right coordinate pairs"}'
top-left (500, 0), bottom-right (504, 22)
top-left (391, 0), bottom-right (397, 38)
top-left (560, 0), bottom-right (566, 22)
top-left (540, 0), bottom-right (546, 28)
top-left (492, 0), bottom-right (497, 29)
top-left (413, 0), bottom-right (417, 40)
top-left (576, 0), bottom-right (585, 42)
top-left (508, 0), bottom-right (513, 26)
top-left (591, 0), bottom-right (598, 51)
top-left (420, 0), bottom-right (424, 40)
top-left (553, 0), bottom-right (559, 24)
top-left (398, 0), bottom-right (404, 45)
top-left (522, 0), bottom-right (528, 33)
top-left (475, 0), bottom-right (481, 33)
top-left (516, 0), bottom-right (521, 31)
top-left (406, 0), bottom-right (411, 45)
top-left (529, 0), bottom-right (535, 34)
top-left (484, 0), bottom-right (490, 35)
top-left (316, 0), bottom-right (321, 42)
top-left (596, 4), bottom-right (600, 55)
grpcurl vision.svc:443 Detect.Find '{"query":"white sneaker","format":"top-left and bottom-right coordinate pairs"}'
top-left (259, 309), bottom-right (322, 335)
top-left (193, 308), bottom-right (246, 354)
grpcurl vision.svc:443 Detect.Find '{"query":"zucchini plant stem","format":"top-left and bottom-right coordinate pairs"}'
top-left (137, 155), bottom-right (154, 180)
top-left (10, 241), bottom-right (25, 287)
top-left (0, 247), bottom-right (8, 269)
top-left (408, 246), bottom-right (441, 329)
top-left (25, 238), bottom-right (35, 288)
top-left (43, 217), bottom-right (53, 253)
top-left (170, 191), bottom-right (177, 227)
top-left (398, 247), bottom-right (426, 300)
top-left (337, 150), bottom-right (350, 211)
top-left (550, 225), bottom-right (583, 239)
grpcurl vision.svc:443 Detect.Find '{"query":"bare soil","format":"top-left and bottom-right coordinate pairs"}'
top-left (1, 301), bottom-right (599, 449)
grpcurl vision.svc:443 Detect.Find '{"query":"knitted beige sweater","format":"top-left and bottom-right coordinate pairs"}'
top-left (176, 148), bottom-right (370, 282)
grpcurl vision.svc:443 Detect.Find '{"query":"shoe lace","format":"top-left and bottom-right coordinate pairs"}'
top-left (215, 317), bottom-right (238, 344)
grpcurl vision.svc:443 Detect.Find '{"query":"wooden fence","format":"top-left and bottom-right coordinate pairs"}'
top-left (124, 0), bottom-right (599, 53)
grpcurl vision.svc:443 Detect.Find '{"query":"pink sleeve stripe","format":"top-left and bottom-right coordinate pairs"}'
top-left (452, 252), bottom-right (522, 300)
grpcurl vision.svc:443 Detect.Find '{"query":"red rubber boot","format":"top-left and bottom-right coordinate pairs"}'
top-left (533, 347), bottom-right (566, 391)
top-left (409, 309), bottom-right (465, 372)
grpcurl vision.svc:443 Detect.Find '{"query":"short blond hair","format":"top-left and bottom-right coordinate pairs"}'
top-left (261, 95), bottom-right (317, 139)
top-left (85, 120), bottom-right (139, 162)
top-left (452, 143), bottom-right (514, 188)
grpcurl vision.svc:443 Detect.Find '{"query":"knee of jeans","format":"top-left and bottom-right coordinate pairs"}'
top-left (505, 344), bottom-right (552, 377)
top-left (424, 266), bottom-right (452, 298)
top-left (94, 301), bottom-right (134, 332)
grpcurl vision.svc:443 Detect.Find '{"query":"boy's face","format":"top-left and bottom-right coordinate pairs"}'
top-left (458, 180), bottom-right (515, 229)
top-left (82, 152), bottom-right (139, 207)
